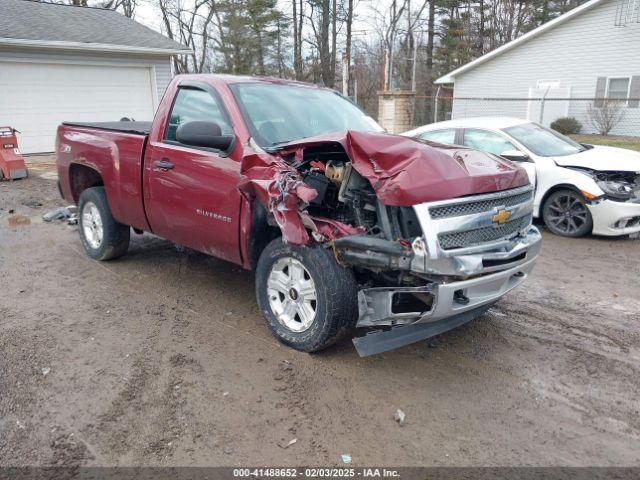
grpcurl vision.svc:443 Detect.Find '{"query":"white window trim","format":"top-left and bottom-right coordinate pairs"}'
top-left (605, 76), bottom-right (631, 105)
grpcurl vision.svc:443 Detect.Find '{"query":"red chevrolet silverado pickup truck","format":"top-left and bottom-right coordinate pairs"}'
top-left (56, 74), bottom-right (541, 356)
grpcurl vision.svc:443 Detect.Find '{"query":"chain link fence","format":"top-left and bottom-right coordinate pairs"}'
top-left (412, 95), bottom-right (640, 138)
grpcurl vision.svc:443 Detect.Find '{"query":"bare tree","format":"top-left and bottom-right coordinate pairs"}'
top-left (41, 0), bottom-right (137, 17)
top-left (291, 0), bottom-right (303, 80)
top-left (158, 0), bottom-right (217, 74)
top-left (320, 0), bottom-right (332, 86)
top-left (344, 0), bottom-right (353, 93)
top-left (587, 100), bottom-right (626, 136)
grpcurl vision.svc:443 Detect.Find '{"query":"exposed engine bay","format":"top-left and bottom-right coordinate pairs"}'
top-left (294, 144), bottom-right (422, 265)
top-left (591, 170), bottom-right (640, 202)
top-left (569, 167), bottom-right (640, 202)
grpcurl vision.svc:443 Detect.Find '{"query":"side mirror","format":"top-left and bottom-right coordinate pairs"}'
top-left (501, 150), bottom-right (531, 162)
top-left (176, 121), bottom-right (234, 151)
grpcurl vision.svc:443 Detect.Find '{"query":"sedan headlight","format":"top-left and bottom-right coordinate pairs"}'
top-left (596, 179), bottom-right (634, 200)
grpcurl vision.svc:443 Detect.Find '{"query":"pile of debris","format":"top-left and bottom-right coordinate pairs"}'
top-left (43, 206), bottom-right (77, 225)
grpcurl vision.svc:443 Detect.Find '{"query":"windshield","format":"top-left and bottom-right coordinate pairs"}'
top-left (503, 122), bottom-right (586, 157)
top-left (230, 82), bottom-right (382, 148)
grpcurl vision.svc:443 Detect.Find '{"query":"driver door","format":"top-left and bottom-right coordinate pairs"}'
top-left (144, 85), bottom-right (242, 264)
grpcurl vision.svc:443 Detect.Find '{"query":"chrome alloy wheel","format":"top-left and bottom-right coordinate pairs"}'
top-left (546, 193), bottom-right (589, 235)
top-left (81, 201), bottom-right (104, 249)
top-left (267, 257), bottom-right (317, 332)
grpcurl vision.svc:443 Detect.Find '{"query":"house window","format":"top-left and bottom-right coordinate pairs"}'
top-left (607, 77), bottom-right (630, 100)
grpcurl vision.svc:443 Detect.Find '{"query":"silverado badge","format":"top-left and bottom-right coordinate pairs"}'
top-left (492, 208), bottom-right (512, 225)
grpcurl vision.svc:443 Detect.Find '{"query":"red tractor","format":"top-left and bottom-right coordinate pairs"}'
top-left (0, 127), bottom-right (28, 180)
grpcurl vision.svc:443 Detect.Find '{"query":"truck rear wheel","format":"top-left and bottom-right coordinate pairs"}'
top-left (255, 238), bottom-right (359, 352)
top-left (78, 186), bottom-right (130, 261)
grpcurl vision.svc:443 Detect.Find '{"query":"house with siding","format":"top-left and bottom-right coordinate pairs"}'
top-left (435, 0), bottom-right (640, 137)
top-left (0, 0), bottom-right (190, 153)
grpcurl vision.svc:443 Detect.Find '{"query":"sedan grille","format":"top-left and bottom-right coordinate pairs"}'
top-left (438, 215), bottom-right (531, 250)
top-left (429, 190), bottom-right (534, 219)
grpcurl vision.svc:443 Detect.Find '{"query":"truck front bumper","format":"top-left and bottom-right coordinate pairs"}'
top-left (352, 255), bottom-right (537, 356)
top-left (356, 226), bottom-right (541, 328)
top-left (352, 226), bottom-right (541, 356)
top-left (356, 247), bottom-right (537, 326)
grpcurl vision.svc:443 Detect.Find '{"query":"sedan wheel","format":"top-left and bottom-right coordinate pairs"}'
top-left (542, 189), bottom-right (593, 237)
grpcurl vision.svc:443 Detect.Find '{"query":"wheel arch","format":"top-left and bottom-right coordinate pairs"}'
top-left (69, 163), bottom-right (104, 204)
top-left (247, 201), bottom-right (282, 270)
top-left (538, 183), bottom-right (587, 216)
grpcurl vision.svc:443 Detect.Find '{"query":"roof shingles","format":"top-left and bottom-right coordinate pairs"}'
top-left (0, 0), bottom-right (189, 53)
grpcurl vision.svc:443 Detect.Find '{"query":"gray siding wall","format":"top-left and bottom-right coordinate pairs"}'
top-left (154, 59), bottom-right (172, 101)
top-left (450, 0), bottom-right (640, 136)
top-left (0, 47), bottom-right (173, 102)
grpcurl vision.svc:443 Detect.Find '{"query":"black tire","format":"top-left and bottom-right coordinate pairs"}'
top-left (78, 186), bottom-right (130, 260)
top-left (255, 238), bottom-right (359, 352)
top-left (542, 189), bottom-right (593, 237)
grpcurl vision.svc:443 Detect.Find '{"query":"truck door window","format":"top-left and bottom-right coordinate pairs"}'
top-left (462, 129), bottom-right (516, 156)
top-left (418, 129), bottom-right (456, 145)
top-left (165, 88), bottom-right (228, 143)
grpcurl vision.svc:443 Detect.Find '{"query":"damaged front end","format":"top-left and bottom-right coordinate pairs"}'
top-left (240, 131), bottom-right (541, 355)
top-left (567, 168), bottom-right (640, 235)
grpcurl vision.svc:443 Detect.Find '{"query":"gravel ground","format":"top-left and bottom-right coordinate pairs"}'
top-left (1, 157), bottom-right (639, 467)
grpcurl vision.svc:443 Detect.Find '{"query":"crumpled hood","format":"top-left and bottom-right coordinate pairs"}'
top-left (553, 145), bottom-right (640, 172)
top-left (343, 131), bottom-right (529, 205)
top-left (269, 131), bottom-right (530, 206)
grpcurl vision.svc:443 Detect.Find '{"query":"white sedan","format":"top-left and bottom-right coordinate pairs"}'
top-left (403, 117), bottom-right (640, 237)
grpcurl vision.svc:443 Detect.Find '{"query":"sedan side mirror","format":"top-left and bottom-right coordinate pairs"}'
top-left (500, 150), bottom-right (531, 162)
top-left (176, 121), bottom-right (234, 152)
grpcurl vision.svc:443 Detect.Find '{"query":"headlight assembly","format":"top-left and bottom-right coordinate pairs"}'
top-left (596, 179), bottom-right (634, 201)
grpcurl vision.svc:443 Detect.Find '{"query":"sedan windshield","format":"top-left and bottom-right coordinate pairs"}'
top-left (503, 122), bottom-right (586, 157)
top-left (230, 83), bottom-right (382, 148)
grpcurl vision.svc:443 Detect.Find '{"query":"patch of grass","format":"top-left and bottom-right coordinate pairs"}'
top-left (570, 134), bottom-right (640, 152)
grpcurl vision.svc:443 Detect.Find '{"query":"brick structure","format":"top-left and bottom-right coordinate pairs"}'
top-left (377, 91), bottom-right (415, 134)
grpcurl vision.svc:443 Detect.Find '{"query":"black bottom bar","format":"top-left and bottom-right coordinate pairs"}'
top-left (352, 303), bottom-right (495, 357)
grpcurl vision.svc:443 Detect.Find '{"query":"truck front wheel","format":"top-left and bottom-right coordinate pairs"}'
top-left (78, 186), bottom-right (130, 261)
top-left (255, 238), bottom-right (359, 352)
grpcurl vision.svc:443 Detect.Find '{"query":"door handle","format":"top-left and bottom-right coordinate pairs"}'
top-left (154, 158), bottom-right (174, 170)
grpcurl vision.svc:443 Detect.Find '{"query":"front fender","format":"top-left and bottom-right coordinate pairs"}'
top-left (533, 164), bottom-right (604, 217)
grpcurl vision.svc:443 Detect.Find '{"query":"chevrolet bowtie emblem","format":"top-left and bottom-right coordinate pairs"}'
top-left (492, 208), bottom-right (512, 225)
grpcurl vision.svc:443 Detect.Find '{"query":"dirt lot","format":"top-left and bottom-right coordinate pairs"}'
top-left (1, 157), bottom-right (639, 467)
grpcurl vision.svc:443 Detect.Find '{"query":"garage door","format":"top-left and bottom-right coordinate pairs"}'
top-left (0, 62), bottom-right (156, 154)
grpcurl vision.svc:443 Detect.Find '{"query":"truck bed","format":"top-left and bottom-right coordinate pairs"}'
top-left (62, 121), bottom-right (152, 136)
top-left (57, 121), bottom-right (151, 232)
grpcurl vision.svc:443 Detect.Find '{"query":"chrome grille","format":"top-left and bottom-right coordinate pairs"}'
top-left (429, 190), bottom-right (534, 219)
top-left (438, 216), bottom-right (530, 250)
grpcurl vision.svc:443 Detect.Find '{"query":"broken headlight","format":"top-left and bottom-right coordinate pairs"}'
top-left (596, 178), bottom-right (634, 201)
